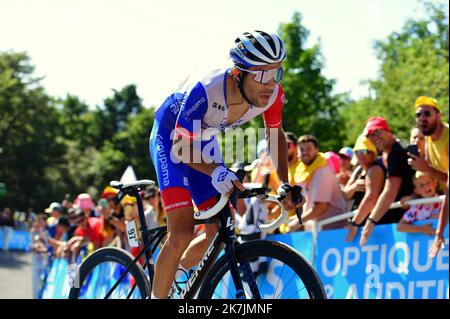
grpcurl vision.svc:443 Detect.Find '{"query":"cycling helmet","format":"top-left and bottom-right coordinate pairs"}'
top-left (230, 30), bottom-right (287, 68)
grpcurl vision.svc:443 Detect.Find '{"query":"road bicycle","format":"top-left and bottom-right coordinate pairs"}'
top-left (68, 169), bottom-right (326, 299)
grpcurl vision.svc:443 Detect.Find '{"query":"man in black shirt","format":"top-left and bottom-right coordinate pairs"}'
top-left (359, 117), bottom-right (415, 246)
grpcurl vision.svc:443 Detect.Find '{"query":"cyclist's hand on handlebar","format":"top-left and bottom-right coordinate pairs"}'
top-left (211, 166), bottom-right (245, 195)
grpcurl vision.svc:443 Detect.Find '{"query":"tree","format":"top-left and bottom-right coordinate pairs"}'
top-left (340, 2), bottom-right (449, 145)
top-left (0, 51), bottom-right (66, 211)
top-left (276, 12), bottom-right (348, 151)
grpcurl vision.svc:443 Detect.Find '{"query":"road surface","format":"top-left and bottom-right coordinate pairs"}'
top-left (0, 251), bottom-right (33, 299)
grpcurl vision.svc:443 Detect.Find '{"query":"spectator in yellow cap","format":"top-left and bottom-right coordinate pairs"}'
top-left (342, 135), bottom-right (386, 242)
top-left (409, 96), bottom-right (448, 190)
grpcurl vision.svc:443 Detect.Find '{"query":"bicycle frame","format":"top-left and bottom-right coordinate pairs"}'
top-left (103, 189), bottom-right (258, 299)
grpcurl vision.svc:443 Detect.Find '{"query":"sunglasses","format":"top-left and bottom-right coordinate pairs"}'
top-left (236, 66), bottom-right (284, 84)
top-left (355, 149), bottom-right (370, 156)
top-left (415, 111), bottom-right (433, 118)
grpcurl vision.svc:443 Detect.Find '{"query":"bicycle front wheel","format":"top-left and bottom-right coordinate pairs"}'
top-left (197, 240), bottom-right (326, 299)
top-left (68, 247), bottom-right (151, 299)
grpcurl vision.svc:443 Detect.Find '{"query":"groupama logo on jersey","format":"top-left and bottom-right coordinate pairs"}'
top-left (217, 172), bottom-right (229, 182)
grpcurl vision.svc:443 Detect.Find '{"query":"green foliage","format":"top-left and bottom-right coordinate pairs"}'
top-left (340, 2), bottom-right (449, 145)
top-left (276, 12), bottom-right (348, 151)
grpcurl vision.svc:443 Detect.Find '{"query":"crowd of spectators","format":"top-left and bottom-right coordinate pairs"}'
top-left (233, 96), bottom-right (448, 255)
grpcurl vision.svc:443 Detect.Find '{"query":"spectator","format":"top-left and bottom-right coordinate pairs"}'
top-left (143, 185), bottom-right (166, 230)
top-left (343, 135), bottom-right (386, 242)
top-left (53, 217), bottom-right (75, 258)
top-left (286, 135), bottom-right (346, 231)
top-left (249, 139), bottom-right (281, 194)
top-left (410, 127), bottom-right (425, 158)
top-left (397, 171), bottom-right (441, 235)
top-left (324, 151), bottom-right (341, 174)
top-left (73, 205), bottom-right (105, 251)
top-left (409, 96), bottom-right (448, 190)
top-left (337, 147), bottom-right (354, 187)
top-left (74, 193), bottom-right (99, 217)
top-left (101, 186), bottom-right (124, 221)
top-left (360, 117), bottom-right (415, 246)
top-left (44, 202), bottom-right (64, 254)
top-left (62, 193), bottom-right (73, 211)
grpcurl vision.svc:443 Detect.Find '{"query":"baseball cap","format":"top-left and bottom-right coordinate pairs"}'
top-left (363, 117), bottom-right (392, 136)
top-left (353, 135), bottom-right (378, 156)
top-left (415, 96), bottom-right (441, 112)
top-left (45, 202), bottom-right (64, 213)
top-left (338, 147), bottom-right (353, 159)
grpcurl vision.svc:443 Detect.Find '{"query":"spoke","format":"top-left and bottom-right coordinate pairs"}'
top-left (285, 286), bottom-right (308, 300)
top-left (257, 257), bottom-right (271, 294)
top-left (272, 263), bottom-right (286, 299)
top-left (275, 270), bottom-right (302, 299)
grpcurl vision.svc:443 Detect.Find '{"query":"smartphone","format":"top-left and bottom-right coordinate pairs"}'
top-left (406, 144), bottom-right (419, 157)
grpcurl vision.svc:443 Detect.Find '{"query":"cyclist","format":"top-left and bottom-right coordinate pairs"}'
top-left (149, 30), bottom-right (301, 299)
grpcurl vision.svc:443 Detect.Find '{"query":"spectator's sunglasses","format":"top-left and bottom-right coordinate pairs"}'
top-left (415, 110), bottom-right (433, 118)
top-left (236, 66), bottom-right (284, 84)
top-left (355, 149), bottom-right (370, 156)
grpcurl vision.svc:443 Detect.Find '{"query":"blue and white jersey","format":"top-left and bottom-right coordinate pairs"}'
top-left (154, 68), bottom-right (285, 141)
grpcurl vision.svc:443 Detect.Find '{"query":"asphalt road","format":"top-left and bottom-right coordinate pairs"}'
top-left (0, 251), bottom-right (33, 299)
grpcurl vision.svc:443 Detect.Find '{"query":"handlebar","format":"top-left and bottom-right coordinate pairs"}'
top-left (194, 184), bottom-right (300, 233)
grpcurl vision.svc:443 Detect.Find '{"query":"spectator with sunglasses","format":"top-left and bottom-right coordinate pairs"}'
top-left (360, 117), bottom-right (415, 246)
top-left (342, 135), bottom-right (386, 242)
top-left (408, 96), bottom-right (448, 190)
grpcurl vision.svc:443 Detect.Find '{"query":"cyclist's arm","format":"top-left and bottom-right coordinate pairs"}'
top-left (263, 84), bottom-right (288, 185)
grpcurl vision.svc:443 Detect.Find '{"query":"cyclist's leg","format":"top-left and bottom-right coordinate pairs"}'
top-left (152, 196), bottom-right (195, 298)
top-left (179, 136), bottom-right (222, 269)
top-left (179, 196), bottom-right (219, 269)
top-left (149, 121), bottom-right (196, 298)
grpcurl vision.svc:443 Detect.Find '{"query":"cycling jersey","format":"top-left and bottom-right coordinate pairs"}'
top-left (150, 68), bottom-right (285, 212)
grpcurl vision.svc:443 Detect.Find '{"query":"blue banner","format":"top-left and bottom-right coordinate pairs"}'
top-left (40, 223), bottom-right (449, 299)
top-left (0, 228), bottom-right (31, 251)
top-left (314, 220), bottom-right (449, 299)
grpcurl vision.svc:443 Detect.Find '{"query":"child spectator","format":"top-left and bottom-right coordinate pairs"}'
top-left (397, 172), bottom-right (441, 235)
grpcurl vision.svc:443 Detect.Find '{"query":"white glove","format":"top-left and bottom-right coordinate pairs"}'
top-left (211, 166), bottom-right (238, 194)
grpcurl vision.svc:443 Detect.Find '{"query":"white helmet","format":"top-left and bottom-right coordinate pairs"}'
top-left (230, 30), bottom-right (287, 68)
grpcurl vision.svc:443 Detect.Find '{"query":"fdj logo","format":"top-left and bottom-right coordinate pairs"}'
top-left (218, 172), bottom-right (228, 182)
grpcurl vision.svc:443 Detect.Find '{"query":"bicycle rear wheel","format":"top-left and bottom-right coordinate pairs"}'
top-left (68, 247), bottom-right (151, 299)
top-left (197, 240), bottom-right (326, 299)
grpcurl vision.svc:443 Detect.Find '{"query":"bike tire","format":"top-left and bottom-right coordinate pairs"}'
top-left (68, 247), bottom-right (151, 299)
top-left (197, 240), bottom-right (326, 299)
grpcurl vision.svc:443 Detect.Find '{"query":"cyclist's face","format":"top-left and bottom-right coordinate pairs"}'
top-left (243, 62), bottom-right (281, 108)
